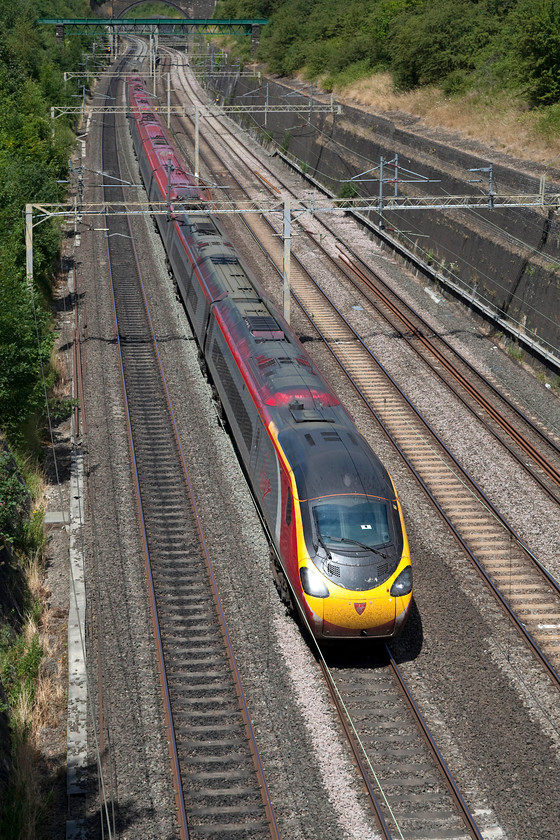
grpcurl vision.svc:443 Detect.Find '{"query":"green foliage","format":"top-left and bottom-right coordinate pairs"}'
top-left (336, 181), bottom-right (359, 206)
top-left (533, 102), bottom-right (560, 142)
top-left (0, 623), bottom-right (42, 713)
top-left (0, 0), bottom-right (93, 444)
top-left (280, 129), bottom-right (291, 153)
top-left (323, 59), bottom-right (381, 93)
top-left (48, 395), bottom-right (79, 422)
top-left (507, 342), bottom-right (524, 361)
top-left (441, 69), bottom-right (472, 97)
top-left (511, 0), bottom-right (560, 105)
top-left (0, 453), bottom-right (29, 549)
top-left (126, 2), bottom-right (185, 17)
top-left (390, 0), bottom-right (497, 90)
top-left (224, 0), bottom-right (560, 109)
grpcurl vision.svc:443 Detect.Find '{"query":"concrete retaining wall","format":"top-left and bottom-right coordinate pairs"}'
top-left (213, 69), bottom-right (560, 363)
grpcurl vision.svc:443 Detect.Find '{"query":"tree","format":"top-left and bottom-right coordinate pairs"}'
top-left (513, 0), bottom-right (560, 105)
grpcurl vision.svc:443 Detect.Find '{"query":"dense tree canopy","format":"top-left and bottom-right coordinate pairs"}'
top-left (0, 0), bottom-right (95, 444)
top-left (215, 0), bottom-right (560, 106)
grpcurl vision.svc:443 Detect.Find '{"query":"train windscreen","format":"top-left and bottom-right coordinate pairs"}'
top-left (313, 496), bottom-right (391, 551)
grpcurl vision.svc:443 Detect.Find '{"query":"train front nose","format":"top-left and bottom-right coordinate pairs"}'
top-left (321, 593), bottom-right (398, 638)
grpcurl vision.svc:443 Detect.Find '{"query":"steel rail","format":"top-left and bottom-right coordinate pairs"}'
top-left (199, 86), bottom-right (560, 474)
top-left (193, 83), bottom-right (560, 501)
top-left (164, 56), bottom-right (495, 839)
top-left (284, 251), bottom-right (560, 690)
top-left (101, 62), bottom-right (190, 840)
top-left (338, 252), bottom-right (560, 483)
top-left (102, 56), bottom-right (281, 840)
top-left (167, 65), bottom-right (560, 690)
top-left (385, 648), bottom-right (484, 840)
top-left (149, 289), bottom-right (282, 840)
top-left (317, 658), bottom-right (394, 839)
top-left (167, 62), bottom-right (560, 593)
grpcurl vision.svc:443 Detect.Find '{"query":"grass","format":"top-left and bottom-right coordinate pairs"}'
top-left (0, 608), bottom-right (44, 839)
top-left (0, 592), bottom-right (65, 840)
top-left (0, 447), bottom-right (60, 839)
top-left (507, 343), bottom-right (524, 362)
top-left (328, 71), bottom-right (560, 169)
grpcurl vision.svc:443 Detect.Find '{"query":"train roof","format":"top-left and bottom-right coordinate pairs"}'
top-left (279, 423), bottom-right (396, 503)
top-left (212, 285), bottom-right (342, 416)
top-left (190, 213), bottom-right (343, 422)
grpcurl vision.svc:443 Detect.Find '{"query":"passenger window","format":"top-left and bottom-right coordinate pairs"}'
top-left (285, 493), bottom-right (292, 526)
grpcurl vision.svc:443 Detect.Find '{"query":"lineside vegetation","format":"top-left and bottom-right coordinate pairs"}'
top-left (0, 0), bottom-right (99, 835)
top-left (215, 0), bottom-right (560, 141)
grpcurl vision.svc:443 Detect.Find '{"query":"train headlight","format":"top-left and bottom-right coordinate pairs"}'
top-left (390, 566), bottom-right (412, 597)
top-left (300, 566), bottom-right (329, 598)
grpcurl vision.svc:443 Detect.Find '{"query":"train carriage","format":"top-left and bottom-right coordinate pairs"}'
top-left (126, 75), bottom-right (413, 640)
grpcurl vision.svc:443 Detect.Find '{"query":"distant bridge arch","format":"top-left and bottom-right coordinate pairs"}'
top-left (106, 0), bottom-right (215, 18)
top-left (114, 0), bottom-right (190, 18)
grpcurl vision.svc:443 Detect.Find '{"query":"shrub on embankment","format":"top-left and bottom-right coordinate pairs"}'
top-left (0, 1), bottom-right (96, 835)
top-left (0, 0), bottom-right (96, 447)
top-left (215, 0), bottom-right (560, 136)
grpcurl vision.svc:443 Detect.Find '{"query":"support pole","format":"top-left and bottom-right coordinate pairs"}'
top-left (167, 72), bottom-right (171, 128)
top-left (166, 161), bottom-right (172, 213)
top-left (265, 82), bottom-right (268, 127)
top-left (150, 34), bottom-right (155, 95)
top-left (195, 106), bottom-right (200, 180)
top-left (282, 199), bottom-right (291, 324)
top-left (155, 29), bottom-right (159, 93)
top-left (25, 204), bottom-right (34, 290)
top-left (540, 175), bottom-right (546, 205)
top-left (378, 155), bottom-right (385, 229)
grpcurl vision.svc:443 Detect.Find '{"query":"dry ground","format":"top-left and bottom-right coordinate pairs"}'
top-left (329, 71), bottom-right (560, 171)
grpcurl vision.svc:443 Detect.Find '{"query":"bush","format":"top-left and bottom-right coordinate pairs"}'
top-left (232, 0), bottom-right (560, 113)
top-left (0, 0), bottom-right (94, 445)
top-left (324, 58), bottom-right (379, 92)
top-left (0, 452), bottom-right (29, 549)
top-left (533, 102), bottom-right (560, 142)
top-left (511, 0), bottom-right (560, 105)
top-left (441, 69), bottom-right (472, 97)
top-left (336, 181), bottom-right (359, 206)
top-left (390, 0), bottom-right (495, 91)
top-left (0, 624), bottom-right (42, 713)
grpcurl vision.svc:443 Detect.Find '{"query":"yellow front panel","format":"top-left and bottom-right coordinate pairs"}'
top-left (324, 592), bottom-right (396, 630)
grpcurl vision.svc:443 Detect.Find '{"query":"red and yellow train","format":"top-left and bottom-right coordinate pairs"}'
top-left (127, 75), bottom-right (413, 640)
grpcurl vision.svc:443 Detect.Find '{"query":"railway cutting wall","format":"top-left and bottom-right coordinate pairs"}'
top-left (213, 70), bottom-right (560, 364)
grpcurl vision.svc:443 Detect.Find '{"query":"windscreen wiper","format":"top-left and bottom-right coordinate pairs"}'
top-left (321, 534), bottom-right (387, 559)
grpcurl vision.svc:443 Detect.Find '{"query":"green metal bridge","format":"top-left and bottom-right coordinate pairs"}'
top-left (38, 18), bottom-right (268, 35)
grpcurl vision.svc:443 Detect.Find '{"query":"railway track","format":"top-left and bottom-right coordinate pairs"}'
top-left (335, 251), bottom-right (560, 501)
top-left (139, 52), bottom-right (503, 840)
top-left (175, 55), bottom-right (560, 500)
top-left (187, 61), bottom-right (560, 450)
top-left (161, 54), bottom-right (560, 689)
top-left (99, 62), bottom-right (279, 840)
top-left (321, 647), bottom-right (483, 840)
